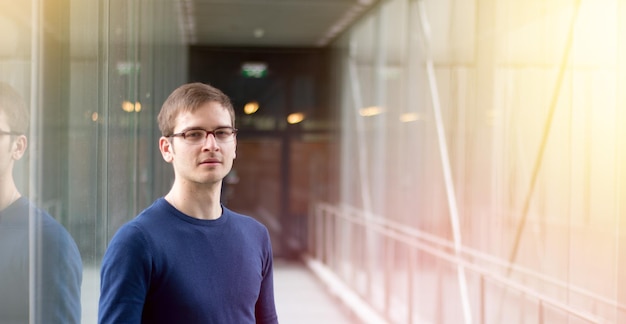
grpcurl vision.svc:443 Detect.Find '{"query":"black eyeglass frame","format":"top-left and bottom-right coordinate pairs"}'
top-left (166, 127), bottom-right (238, 144)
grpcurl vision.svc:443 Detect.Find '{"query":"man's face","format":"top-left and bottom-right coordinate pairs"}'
top-left (0, 111), bottom-right (20, 183)
top-left (159, 101), bottom-right (237, 187)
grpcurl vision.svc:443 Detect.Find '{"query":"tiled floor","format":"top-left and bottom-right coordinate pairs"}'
top-left (274, 259), bottom-right (357, 323)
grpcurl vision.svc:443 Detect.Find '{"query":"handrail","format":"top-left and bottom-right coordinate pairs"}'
top-left (314, 203), bottom-right (616, 323)
top-left (334, 203), bottom-right (626, 314)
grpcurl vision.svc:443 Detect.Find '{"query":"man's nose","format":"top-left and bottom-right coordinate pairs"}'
top-left (202, 132), bottom-right (219, 150)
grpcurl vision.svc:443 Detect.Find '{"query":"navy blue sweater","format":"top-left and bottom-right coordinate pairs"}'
top-left (0, 197), bottom-right (83, 323)
top-left (99, 198), bottom-right (278, 324)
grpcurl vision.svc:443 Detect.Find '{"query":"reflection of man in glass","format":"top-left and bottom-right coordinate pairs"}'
top-left (0, 82), bottom-right (82, 323)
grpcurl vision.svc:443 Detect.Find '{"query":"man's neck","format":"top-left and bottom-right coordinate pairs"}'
top-left (164, 181), bottom-right (223, 220)
top-left (0, 182), bottom-right (20, 212)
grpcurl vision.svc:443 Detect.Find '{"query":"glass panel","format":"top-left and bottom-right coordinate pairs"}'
top-left (326, 0), bottom-right (626, 322)
top-left (0, 0), bottom-right (35, 321)
top-left (2, 0), bottom-right (187, 322)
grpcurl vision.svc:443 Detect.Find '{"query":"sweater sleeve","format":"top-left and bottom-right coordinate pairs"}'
top-left (99, 224), bottom-right (152, 324)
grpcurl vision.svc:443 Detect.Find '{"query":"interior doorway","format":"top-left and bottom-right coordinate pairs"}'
top-left (189, 46), bottom-right (336, 258)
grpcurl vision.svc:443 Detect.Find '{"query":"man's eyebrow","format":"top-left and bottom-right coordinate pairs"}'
top-left (180, 125), bottom-right (232, 132)
top-left (180, 126), bottom-right (205, 131)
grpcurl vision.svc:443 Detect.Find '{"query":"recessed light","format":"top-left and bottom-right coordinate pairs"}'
top-left (253, 28), bottom-right (265, 38)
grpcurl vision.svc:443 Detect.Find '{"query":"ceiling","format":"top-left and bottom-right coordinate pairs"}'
top-left (179, 0), bottom-right (378, 47)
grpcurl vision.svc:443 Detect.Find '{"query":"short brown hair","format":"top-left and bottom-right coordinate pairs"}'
top-left (157, 83), bottom-right (235, 136)
top-left (0, 82), bottom-right (29, 134)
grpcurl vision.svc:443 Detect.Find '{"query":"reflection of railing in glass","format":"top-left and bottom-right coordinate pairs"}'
top-left (310, 203), bottom-right (613, 324)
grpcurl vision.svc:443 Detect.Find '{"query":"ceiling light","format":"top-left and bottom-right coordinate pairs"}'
top-left (359, 106), bottom-right (383, 117)
top-left (122, 101), bottom-right (142, 113)
top-left (122, 101), bottom-right (134, 112)
top-left (253, 28), bottom-right (265, 38)
top-left (244, 101), bottom-right (260, 114)
top-left (399, 112), bottom-right (420, 122)
top-left (287, 112), bottom-right (305, 124)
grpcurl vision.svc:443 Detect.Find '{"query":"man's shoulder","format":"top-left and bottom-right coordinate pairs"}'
top-left (223, 207), bottom-right (270, 231)
top-left (114, 198), bottom-right (174, 236)
top-left (26, 202), bottom-right (77, 245)
top-left (128, 198), bottom-right (171, 223)
top-left (224, 207), bottom-right (255, 221)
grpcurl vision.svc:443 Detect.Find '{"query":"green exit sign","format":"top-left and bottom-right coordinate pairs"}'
top-left (241, 62), bottom-right (268, 78)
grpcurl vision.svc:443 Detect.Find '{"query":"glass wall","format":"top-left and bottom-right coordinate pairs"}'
top-left (0, 0), bottom-right (187, 322)
top-left (318, 0), bottom-right (626, 322)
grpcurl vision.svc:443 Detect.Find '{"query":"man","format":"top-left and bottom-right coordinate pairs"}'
top-left (0, 82), bottom-right (82, 323)
top-left (99, 83), bottom-right (278, 323)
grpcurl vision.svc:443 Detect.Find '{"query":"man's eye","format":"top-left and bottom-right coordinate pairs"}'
top-left (214, 129), bottom-right (229, 137)
top-left (185, 130), bottom-right (205, 138)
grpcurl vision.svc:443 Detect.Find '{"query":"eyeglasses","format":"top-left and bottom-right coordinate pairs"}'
top-left (167, 127), bottom-right (237, 144)
top-left (0, 130), bottom-right (23, 136)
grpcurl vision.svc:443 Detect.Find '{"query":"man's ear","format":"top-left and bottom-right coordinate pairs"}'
top-left (159, 137), bottom-right (174, 163)
top-left (11, 135), bottom-right (27, 160)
